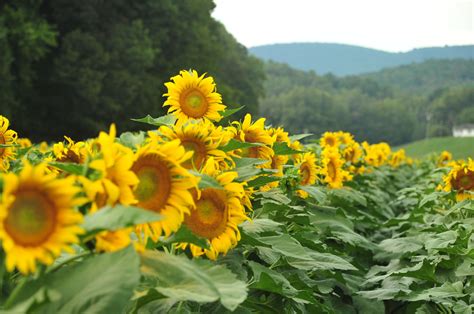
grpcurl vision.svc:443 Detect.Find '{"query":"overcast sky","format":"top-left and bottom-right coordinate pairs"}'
top-left (212, 0), bottom-right (473, 52)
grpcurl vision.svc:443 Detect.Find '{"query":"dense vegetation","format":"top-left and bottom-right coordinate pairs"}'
top-left (0, 99), bottom-right (472, 313)
top-left (399, 137), bottom-right (474, 160)
top-left (362, 59), bottom-right (474, 94)
top-left (260, 61), bottom-right (474, 145)
top-left (250, 43), bottom-right (473, 75)
top-left (0, 0), bottom-right (264, 141)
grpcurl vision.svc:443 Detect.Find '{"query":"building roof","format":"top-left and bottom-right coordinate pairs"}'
top-left (453, 124), bottom-right (474, 130)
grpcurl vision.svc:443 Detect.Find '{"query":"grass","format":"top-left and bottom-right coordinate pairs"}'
top-left (398, 137), bottom-right (474, 160)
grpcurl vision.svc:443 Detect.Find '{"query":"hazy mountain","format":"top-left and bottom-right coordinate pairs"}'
top-left (250, 43), bottom-right (473, 76)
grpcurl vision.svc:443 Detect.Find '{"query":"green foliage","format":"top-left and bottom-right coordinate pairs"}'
top-left (260, 61), bottom-right (474, 145)
top-left (1, 0), bottom-right (264, 141)
top-left (399, 137), bottom-right (474, 159)
top-left (5, 247), bottom-right (141, 313)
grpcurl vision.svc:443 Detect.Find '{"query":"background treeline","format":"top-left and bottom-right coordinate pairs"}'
top-left (260, 60), bottom-right (474, 145)
top-left (1, 1), bottom-right (473, 145)
top-left (0, 0), bottom-right (264, 141)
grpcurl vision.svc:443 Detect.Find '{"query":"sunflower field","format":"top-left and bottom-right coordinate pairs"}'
top-left (0, 70), bottom-right (473, 314)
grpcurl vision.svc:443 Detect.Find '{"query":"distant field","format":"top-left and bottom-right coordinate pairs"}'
top-left (398, 136), bottom-right (474, 159)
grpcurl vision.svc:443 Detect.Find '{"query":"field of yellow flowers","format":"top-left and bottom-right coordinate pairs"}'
top-left (0, 70), bottom-right (472, 313)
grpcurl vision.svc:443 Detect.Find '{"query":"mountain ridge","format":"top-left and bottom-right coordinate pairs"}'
top-left (249, 43), bottom-right (473, 76)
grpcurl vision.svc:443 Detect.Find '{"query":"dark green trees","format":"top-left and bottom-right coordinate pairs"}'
top-left (0, 0), bottom-right (264, 140)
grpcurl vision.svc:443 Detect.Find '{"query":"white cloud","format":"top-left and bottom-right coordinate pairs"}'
top-left (212, 0), bottom-right (474, 52)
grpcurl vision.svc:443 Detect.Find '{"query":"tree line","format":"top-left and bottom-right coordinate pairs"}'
top-left (260, 61), bottom-right (474, 145)
top-left (0, 0), bottom-right (264, 141)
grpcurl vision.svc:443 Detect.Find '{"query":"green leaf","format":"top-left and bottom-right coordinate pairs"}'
top-left (329, 188), bottom-right (367, 207)
top-left (220, 139), bottom-right (261, 152)
top-left (289, 134), bottom-right (313, 142)
top-left (131, 114), bottom-right (176, 127)
top-left (246, 175), bottom-right (279, 188)
top-left (119, 131), bottom-right (145, 149)
top-left (219, 106), bottom-right (244, 118)
top-left (82, 205), bottom-right (162, 236)
top-left (272, 142), bottom-right (302, 155)
top-left (286, 251), bottom-right (358, 271)
top-left (258, 234), bottom-right (357, 271)
top-left (160, 225), bottom-right (210, 249)
top-left (378, 237), bottom-right (423, 254)
top-left (298, 185), bottom-right (326, 203)
top-left (241, 219), bottom-right (282, 234)
top-left (140, 251), bottom-right (247, 311)
top-left (7, 247), bottom-right (140, 313)
top-left (424, 230), bottom-right (458, 251)
top-left (189, 171), bottom-right (223, 190)
top-left (48, 162), bottom-right (86, 175)
top-left (405, 281), bottom-right (465, 302)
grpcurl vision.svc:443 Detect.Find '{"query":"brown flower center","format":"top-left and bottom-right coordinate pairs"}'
top-left (4, 189), bottom-right (56, 246)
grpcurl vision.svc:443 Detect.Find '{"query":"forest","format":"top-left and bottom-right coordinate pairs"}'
top-left (1, 0), bottom-right (473, 145)
top-left (261, 60), bottom-right (474, 145)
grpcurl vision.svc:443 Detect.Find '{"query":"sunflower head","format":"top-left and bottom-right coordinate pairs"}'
top-left (343, 142), bottom-right (363, 164)
top-left (438, 150), bottom-right (452, 166)
top-left (320, 132), bottom-right (340, 149)
top-left (295, 152), bottom-right (319, 198)
top-left (180, 158), bottom-right (249, 259)
top-left (0, 163), bottom-right (84, 274)
top-left (53, 136), bottom-right (90, 164)
top-left (389, 149), bottom-right (407, 168)
top-left (232, 114), bottom-right (276, 168)
top-left (82, 125), bottom-right (138, 211)
top-left (0, 116), bottom-right (18, 172)
top-left (163, 70), bottom-right (226, 124)
top-left (158, 120), bottom-right (232, 170)
top-left (442, 159), bottom-right (474, 201)
top-left (132, 140), bottom-right (197, 241)
top-left (321, 148), bottom-right (352, 189)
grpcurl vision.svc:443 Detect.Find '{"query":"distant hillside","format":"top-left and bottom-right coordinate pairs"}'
top-left (250, 43), bottom-right (473, 76)
top-left (399, 137), bottom-right (474, 159)
top-left (362, 59), bottom-right (474, 94)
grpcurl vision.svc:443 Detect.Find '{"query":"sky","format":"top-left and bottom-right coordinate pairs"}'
top-left (212, 0), bottom-right (473, 52)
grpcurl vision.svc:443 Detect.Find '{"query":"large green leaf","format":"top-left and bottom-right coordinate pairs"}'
top-left (272, 142), bottom-right (302, 155)
top-left (131, 114), bottom-right (176, 127)
top-left (139, 251), bottom-right (247, 311)
top-left (6, 247), bottom-right (140, 313)
top-left (82, 205), bottom-right (162, 236)
top-left (220, 139), bottom-right (261, 152)
top-left (218, 106), bottom-right (244, 118)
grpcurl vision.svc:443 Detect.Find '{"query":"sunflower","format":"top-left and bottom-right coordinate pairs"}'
top-left (260, 127), bottom-right (291, 191)
top-left (17, 138), bottom-right (32, 149)
top-left (442, 159), bottom-right (474, 201)
top-left (179, 158), bottom-right (249, 259)
top-left (337, 131), bottom-right (355, 146)
top-left (343, 142), bottom-right (363, 164)
top-left (389, 149), bottom-right (407, 168)
top-left (363, 142), bottom-right (391, 167)
top-left (295, 152), bottom-right (319, 198)
top-left (232, 114), bottom-right (275, 168)
top-left (53, 136), bottom-right (89, 164)
top-left (156, 120), bottom-right (232, 170)
top-left (320, 132), bottom-right (340, 149)
top-left (163, 70), bottom-right (226, 124)
top-left (95, 229), bottom-right (132, 253)
top-left (437, 150), bottom-right (452, 166)
top-left (0, 163), bottom-right (84, 274)
top-left (80, 124), bottom-right (138, 211)
top-left (321, 148), bottom-right (352, 189)
top-left (132, 140), bottom-right (197, 241)
top-left (0, 116), bottom-right (18, 172)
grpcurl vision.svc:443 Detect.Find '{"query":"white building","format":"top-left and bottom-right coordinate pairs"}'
top-left (453, 124), bottom-right (474, 137)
